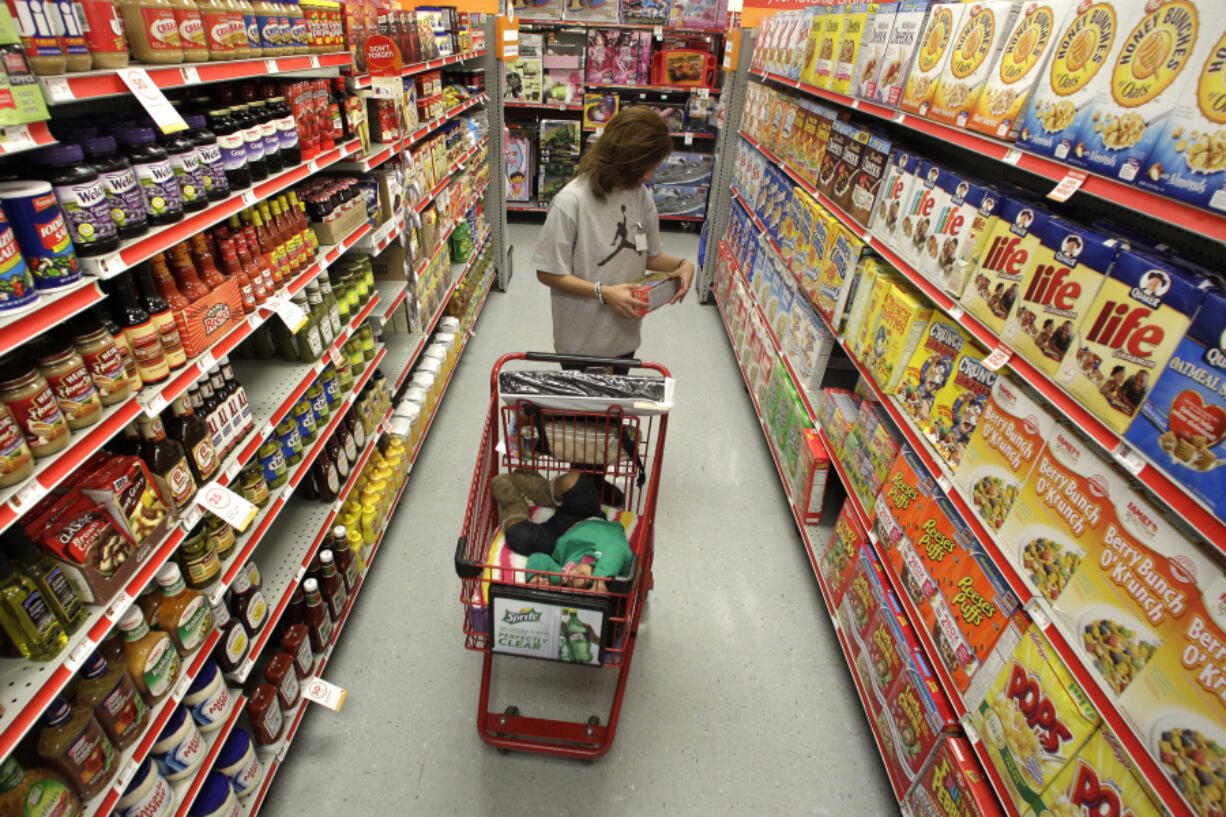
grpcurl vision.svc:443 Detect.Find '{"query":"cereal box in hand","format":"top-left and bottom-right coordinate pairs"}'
top-left (863, 278), bottom-right (936, 393)
top-left (853, 2), bottom-right (900, 101)
top-left (1022, 727), bottom-right (1164, 817)
top-left (897, 315), bottom-right (973, 432)
top-left (1059, 249), bottom-right (1208, 435)
top-left (899, 2), bottom-right (970, 116)
top-left (833, 3), bottom-right (880, 96)
top-left (927, 1), bottom-right (1023, 127)
top-left (954, 375), bottom-right (1059, 532)
top-left (1001, 217), bottom-right (1120, 378)
top-left (928, 346), bottom-right (999, 469)
top-left (968, 1), bottom-right (1076, 140)
top-left (961, 196), bottom-right (1050, 336)
top-left (1124, 287), bottom-right (1226, 522)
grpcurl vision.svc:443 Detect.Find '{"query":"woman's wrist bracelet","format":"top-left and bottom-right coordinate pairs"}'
top-left (594, 281), bottom-right (604, 304)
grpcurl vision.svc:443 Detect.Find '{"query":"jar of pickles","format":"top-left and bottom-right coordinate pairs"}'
top-left (257, 442), bottom-right (286, 490)
top-left (345, 337), bottom-right (364, 376)
top-left (240, 463), bottom-right (270, 507)
top-left (306, 383), bottom-right (328, 423)
top-left (205, 516), bottom-right (235, 564)
top-left (178, 523), bottom-right (221, 590)
top-left (357, 324), bottom-right (374, 362)
top-left (291, 400), bottom-right (316, 446)
top-left (319, 366), bottom-right (341, 413)
top-left (275, 419), bottom-right (302, 466)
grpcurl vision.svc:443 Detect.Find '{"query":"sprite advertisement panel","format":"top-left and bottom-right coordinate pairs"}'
top-left (490, 594), bottom-right (606, 666)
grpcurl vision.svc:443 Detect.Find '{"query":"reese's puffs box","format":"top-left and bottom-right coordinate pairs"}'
top-left (1022, 728), bottom-right (1164, 817)
top-left (818, 502), bottom-right (870, 605)
top-left (870, 446), bottom-right (938, 572)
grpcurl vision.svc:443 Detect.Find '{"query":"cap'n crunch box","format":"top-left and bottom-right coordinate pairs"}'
top-left (832, 3), bottom-right (880, 95)
top-left (1021, 728), bottom-right (1165, 817)
top-left (927, 1), bottom-right (1023, 127)
top-left (961, 196), bottom-right (1049, 336)
top-left (853, 2), bottom-right (900, 101)
top-left (1059, 248), bottom-right (1208, 434)
top-left (871, 0), bottom-right (933, 106)
top-left (898, 316), bottom-right (973, 432)
top-left (899, 2), bottom-right (969, 115)
top-left (863, 277), bottom-right (936, 393)
top-left (928, 346), bottom-right (999, 469)
top-left (846, 261), bottom-right (899, 358)
top-left (906, 736), bottom-right (1008, 817)
top-left (1001, 217), bottom-right (1120, 379)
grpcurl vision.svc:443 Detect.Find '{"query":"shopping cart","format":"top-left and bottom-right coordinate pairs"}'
top-left (454, 352), bottom-right (672, 759)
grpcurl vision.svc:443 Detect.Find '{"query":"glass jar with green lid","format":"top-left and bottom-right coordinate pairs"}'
top-left (319, 366), bottom-right (341, 413)
top-left (345, 337), bottom-right (365, 375)
top-left (358, 324), bottom-right (375, 362)
top-left (177, 521), bottom-right (221, 591)
top-left (240, 463), bottom-right (271, 506)
top-left (292, 399), bottom-right (317, 445)
top-left (256, 442), bottom-right (286, 490)
top-left (275, 419), bottom-right (302, 465)
top-left (306, 383), bottom-right (329, 423)
top-left (205, 515), bottom-right (236, 564)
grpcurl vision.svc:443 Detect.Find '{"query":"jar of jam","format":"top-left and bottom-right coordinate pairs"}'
top-left (275, 418), bottom-right (302, 465)
top-left (176, 522), bottom-right (221, 590)
top-left (70, 324), bottom-right (131, 406)
top-left (204, 515), bottom-right (235, 563)
top-left (239, 560), bottom-right (260, 591)
top-left (246, 685), bottom-right (282, 747)
top-left (229, 568), bottom-right (266, 636)
top-left (213, 618), bottom-right (248, 674)
top-left (0, 402), bottom-right (33, 488)
top-left (263, 652), bottom-right (299, 712)
top-left (0, 359), bottom-right (70, 458)
top-left (35, 343), bottom-right (102, 431)
top-left (257, 440), bottom-right (286, 489)
top-left (239, 463), bottom-right (270, 507)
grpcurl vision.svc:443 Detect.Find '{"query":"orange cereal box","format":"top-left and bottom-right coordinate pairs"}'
top-left (897, 315), bottom-right (973, 432)
top-left (899, 2), bottom-right (969, 115)
top-left (862, 278), bottom-right (936, 393)
top-left (961, 196), bottom-right (1050, 336)
top-left (927, 1), bottom-right (1022, 128)
top-left (1059, 249), bottom-right (1208, 435)
top-left (817, 501), bottom-right (870, 605)
top-left (870, 446), bottom-right (938, 569)
top-left (1022, 728), bottom-right (1164, 817)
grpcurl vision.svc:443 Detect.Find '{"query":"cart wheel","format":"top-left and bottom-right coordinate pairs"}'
top-left (492, 705), bottom-right (520, 750)
top-left (581, 715), bottom-right (602, 762)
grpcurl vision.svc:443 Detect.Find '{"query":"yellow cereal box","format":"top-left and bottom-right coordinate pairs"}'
top-left (814, 7), bottom-right (848, 90)
top-left (960, 195), bottom-right (1048, 336)
top-left (814, 219), bottom-right (869, 330)
top-left (1023, 728), bottom-right (1164, 817)
top-left (970, 623), bottom-right (1101, 815)
top-left (899, 2), bottom-right (969, 115)
top-left (896, 315), bottom-right (972, 432)
top-left (1059, 249), bottom-right (1208, 435)
top-left (968, 1), bottom-right (1075, 141)
top-left (800, 7), bottom-right (828, 86)
top-left (862, 278), bottom-right (935, 392)
top-left (846, 260), bottom-right (898, 358)
top-left (832, 3), bottom-right (879, 96)
top-left (927, 1), bottom-right (1022, 127)
top-left (927, 344), bottom-right (998, 469)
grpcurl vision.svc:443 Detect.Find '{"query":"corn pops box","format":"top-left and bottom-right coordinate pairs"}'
top-left (968, 1), bottom-right (1075, 140)
top-left (961, 196), bottom-right (1049, 336)
top-left (800, 6), bottom-right (828, 86)
top-left (955, 376), bottom-right (1059, 532)
top-left (872, 0), bottom-right (934, 107)
top-left (833, 3), bottom-right (879, 95)
top-left (899, 2), bottom-right (969, 115)
top-left (854, 2), bottom-right (899, 101)
top-left (905, 736), bottom-right (1007, 817)
top-left (1022, 728), bottom-right (1164, 817)
top-left (1001, 217), bottom-right (1120, 378)
top-left (869, 150), bottom-right (920, 250)
top-left (929, 345), bottom-right (999, 469)
top-left (814, 219), bottom-right (869, 330)
top-left (969, 622), bottom-right (1102, 814)
top-left (1125, 287), bottom-right (1226, 521)
top-left (1059, 249), bottom-right (1208, 435)
top-left (927, 1), bottom-right (1023, 127)
top-left (897, 315), bottom-right (973, 431)
top-left (864, 278), bottom-right (936, 393)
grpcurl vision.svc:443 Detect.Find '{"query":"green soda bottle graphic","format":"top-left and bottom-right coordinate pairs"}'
top-left (565, 610), bottom-right (592, 663)
top-left (558, 620), bottom-right (572, 662)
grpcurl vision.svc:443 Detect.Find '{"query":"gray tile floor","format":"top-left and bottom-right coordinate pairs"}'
top-left (257, 223), bottom-right (899, 817)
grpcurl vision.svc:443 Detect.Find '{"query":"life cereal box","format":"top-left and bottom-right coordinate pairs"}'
top-left (927, 1), bottom-right (1023, 128)
top-left (1059, 249), bottom-right (1208, 435)
top-left (905, 736), bottom-right (1007, 817)
top-left (899, 2), bottom-right (970, 116)
top-left (847, 262), bottom-right (900, 358)
top-left (912, 168), bottom-right (998, 291)
top-left (833, 3), bottom-right (880, 96)
top-left (873, 0), bottom-right (934, 107)
top-left (897, 316), bottom-right (974, 432)
top-left (1022, 728), bottom-right (1164, 817)
top-left (969, 623), bottom-right (1102, 814)
top-left (814, 219), bottom-right (870, 331)
top-left (942, 183), bottom-right (1009, 300)
top-left (954, 375), bottom-right (1059, 532)
top-left (1074, 0), bottom-right (1209, 183)
top-left (969, 1), bottom-right (1076, 140)
top-left (961, 196), bottom-right (1051, 336)
top-left (1125, 287), bottom-right (1226, 521)
top-left (1000, 218), bottom-right (1120, 378)
top-left (896, 159), bottom-right (943, 270)
top-left (1137, 11), bottom-right (1226, 212)
top-left (1016, 1), bottom-right (1126, 163)
top-left (800, 6), bottom-right (829, 86)
top-left (863, 278), bottom-right (936, 393)
top-left (928, 346), bottom-right (999, 469)
top-left (848, 130), bottom-right (894, 228)
top-left (818, 502), bottom-right (870, 605)
top-left (854, 3), bottom-right (900, 101)
top-left (869, 150), bottom-right (920, 249)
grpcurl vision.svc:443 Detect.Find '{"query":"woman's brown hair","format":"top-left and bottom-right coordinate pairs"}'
top-left (575, 106), bottom-right (672, 201)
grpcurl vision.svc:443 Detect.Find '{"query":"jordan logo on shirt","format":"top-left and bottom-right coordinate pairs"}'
top-left (597, 205), bottom-right (639, 267)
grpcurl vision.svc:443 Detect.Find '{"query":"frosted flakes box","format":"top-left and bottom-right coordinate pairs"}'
top-left (906, 736), bottom-right (1008, 817)
top-left (814, 7), bottom-right (848, 90)
top-left (969, 622), bottom-right (1102, 815)
top-left (899, 2), bottom-right (970, 115)
top-left (1125, 287), bottom-right (1226, 521)
top-left (897, 316), bottom-right (974, 432)
top-left (961, 196), bottom-right (1051, 336)
top-left (833, 3), bottom-right (880, 95)
top-left (1074, 0), bottom-right (1208, 183)
top-left (969, 1), bottom-right (1076, 140)
top-left (954, 376), bottom-right (1059, 532)
top-left (1022, 728), bottom-right (1164, 817)
top-left (912, 168), bottom-right (998, 290)
top-left (1016, 1), bottom-right (1125, 163)
top-left (869, 150), bottom-right (920, 249)
top-left (848, 131), bottom-right (894, 227)
top-left (863, 278), bottom-right (936, 393)
top-left (854, 3), bottom-right (900, 101)
top-left (814, 219), bottom-right (869, 330)
top-left (928, 347), bottom-right (999, 469)
top-left (1000, 217), bottom-right (1120, 378)
top-left (1059, 249), bottom-right (1208, 435)
top-left (927, 1), bottom-right (1023, 127)
top-left (873, 0), bottom-right (934, 106)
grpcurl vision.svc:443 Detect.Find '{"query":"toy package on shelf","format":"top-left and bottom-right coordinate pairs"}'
top-left (513, 0), bottom-right (565, 19)
top-left (506, 126), bottom-right (535, 202)
top-left (925, 1), bottom-right (1021, 128)
top-left (585, 29), bottom-right (652, 85)
top-left (505, 32), bottom-right (544, 103)
top-left (542, 29), bottom-right (586, 105)
top-left (583, 93), bottom-right (618, 128)
top-left (866, 0), bottom-right (932, 107)
top-left (652, 48), bottom-right (716, 88)
top-left (619, 0), bottom-right (670, 24)
top-left (898, 2), bottom-right (967, 115)
top-left (668, 0), bottom-right (725, 29)
top-left (564, 0), bottom-right (620, 22)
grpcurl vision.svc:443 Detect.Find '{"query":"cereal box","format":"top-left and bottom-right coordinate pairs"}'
top-left (818, 502), bottom-right (870, 604)
top-left (805, 101), bottom-right (842, 184)
top-left (961, 196), bottom-right (1050, 336)
top-left (896, 159), bottom-right (942, 270)
top-left (817, 120), bottom-right (860, 204)
top-left (814, 7), bottom-right (848, 90)
top-left (1016, 1), bottom-right (1126, 163)
top-left (870, 446), bottom-right (939, 562)
top-left (847, 131), bottom-right (893, 228)
top-left (968, 1), bottom-right (1076, 140)
top-left (869, 150), bottom-right (920, 249)
top-left (841, 545), bottom-right (891, 651)
top-left (786, 8), bottom-right (817, 81)
top-left (800, 6), bottom-right (828, 86)
top-left (1125, 288), bottom-right (1226, 521)
top-left (814, 219), bottom-right (870, 330)
top-left (873, 0), bottom-right (935, 107)
top-left (969, 623), bottom-right (1102, 814)
top-left (954, 375), bottom-right (1059, 532)
top-left (784, 295), bottom-right (837, 393)
top-left (912, 168), bottom-right (998, 290)
top-left (1001, 218), bottom-right (1120, 378)
top-left (905, 736), bottom-right (1007, 817)
top-left (942, 183), bottom-right (1009, 300)
top-left (899, 2), bottom-right (969, 116)
top-left (1138, 14), bottom-right (1226, 212)
top-left (854, 2), bottom-right (900, 101)
top-left (928, 346), bottom-right (999, 469)
top-left (882, 650), bottom-right (961, 781)
top-left (897, 315), bottom-right (974, 432)
top-left (1022, 728), bottom-right (1164, 817)
top-left (832, 125), bottom-right (873, 216)
top-left (927, 1), bottom-right (1023, 127)
top-left (863, 278), bottom-right (936, 392)
top-left (833, 3), bottom-right (880, 95)
top-left (1075, 0), bottom-right (1209, 183)
top-left (863, 585), bottom-right (922, 701)
top-left (846, 261), bottom-right (899, 358)
top-left (1059, 249), bottom-right (1208, 435)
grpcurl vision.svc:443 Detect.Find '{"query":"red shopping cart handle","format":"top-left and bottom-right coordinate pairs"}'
top-left (523, 351), bottom-right (643, 368)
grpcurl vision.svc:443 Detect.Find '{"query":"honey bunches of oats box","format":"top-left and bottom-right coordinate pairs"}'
top-left (852, 2), bottom-right (899, 101)
top-left (926, 1), bottom-right (1022, 128)
top-left (1124, 287), bottom-right (1226, 522)
top-left (896, 315), bottom-right (972, 432)
top-left (1022, 728), bottom-right (1164, 817)
top-left (1059, 249), bottom-right (1207, 435)
top-left (960, 196), bottom-right (1051, 336)
top-left (831, 3), bottom-right (879, 96)
top-left (899, 1), bottom-right (969, 115)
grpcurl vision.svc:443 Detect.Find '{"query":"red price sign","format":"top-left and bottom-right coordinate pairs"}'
top-left (365, 35), bottom-right (403, 77)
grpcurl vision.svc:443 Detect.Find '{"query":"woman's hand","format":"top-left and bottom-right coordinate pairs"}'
top-left (602, 283), bottom-right (649, 319)
top-left (668, 260), bottom-right (695, 304)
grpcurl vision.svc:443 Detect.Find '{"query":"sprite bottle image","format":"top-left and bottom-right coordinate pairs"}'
top-left (565, 610), bottom-right (593, 664)
top-left (558, 620), bottom-right (572, 662)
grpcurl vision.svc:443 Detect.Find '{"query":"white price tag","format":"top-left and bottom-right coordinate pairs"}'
top-left (328, 347), bottom-right (343, 366)
top-left (172, 672), bottom-right (192, 701)
top-left (684, 132), bottom-right (693, 146)
top-left (115, 758), bottom-right (140, 792)
top-left (1048, 169), bottom-right (1088, 202)
top-left (119, 68), bottom-right (188, 134)
top-left (1112, 442), bottom-right (1146, 476)
top-left (309, 55), bottom-right (320, 68)
top-left (697, 87), bottom-right (710, 99)
top-left (308, 159), bottom-right (319, 172)
top-left (948, 304), bottom-right (964, 321)
top-left (106, 592), bottom-right (134, 623)
top-left (371, 75), bottom-right (401, 100)
top-left (180, 66), bottom-right (201, 85)
top-left (983, 345), bottom-right (1012, 371)
top-left (64, 638), bottom-right (93, 672)
top-left (9, 479), bottom-right (48, 513)
top-left (196, 481), bottom-right (259, 532)
top-left (248, 315), bottom-right (263, 330)
top-left (196, 350), bottom-right (215, 373)
top-left (241, 190), bottom-right (257, 206)
top-left (962, 719), bottom-right (981, 745)
top-left (850, 98), bottom-right (860, 109)
top-left (1003, 148), bottom-right (1023, 166)
top-left (142, 392), bottom-right (167, 419)
top-left (893, 111), bottom-right (906, 124)
top-left (225, 458), bottom-right (242, 482)
top-left (264, 59), bottom-right (279, 73)
top-left (0, 125), bottom-right (36, 154)
top-left (301, 676), bottom-right (347, 711)
top-left (260, 421), bottom-right (274, 440)
top-left (100, 254), bottom-right (127, 278)
top-left (43, 77), bottom-right (73, 102)
top-left (180, 504), bottom-right (203, 530)
top-left (937, 475), bottom-right (952, 493)
top-left (274, 297), bottom-right (309, 332)
top-left (1029, 604), bottom-right (1051, 630)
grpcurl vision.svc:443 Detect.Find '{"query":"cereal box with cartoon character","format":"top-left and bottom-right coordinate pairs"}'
top-left (871, 0), bottom-right (934, 106)
top-left (1000, 217), bottom-right (1120, 378)
top-left (1125, 287), bottom-right (1226, 521)
top-left (814, 218), bottom-right (870, 330)
top-left (927, 1), bottom-right (1023, 127)
top-left (862, 278), bottom-right (936, 393)
top-left (969, 622), bottom-right (1102, 814)
top-left (1022, 727), bottom-right (1164, 817)
top-left (954, 375), bottom-right (1059, 532)
top-left (869, 150), bottom-right (920, 250)
top-left (833, 3), bottom-right (880, 95)
top-left (1059, 249), bottom-right (1208, 435)
top-left (968, 1), bottom-right (1075, 140)
top-left (818, 502), bottom-right (870, 605)
top-left (897, 315), bottom-right (973, 432)
top-left (1016, 1), bottom-right (1125, 163)
top-left (882, 649), bottom-right (961, 782)
top-left (899, 2), bottom-right (969, 115)
top-left (853, 2), bottom-right (899, 101)
top-left (905, 736), bottom-right (1007, 817)
top-left (929, 346), bottom-right (998, 469)
top-left (896, 159), bottom-right (943, 270)
top-left (960, 196), bottom-right (1051, 336)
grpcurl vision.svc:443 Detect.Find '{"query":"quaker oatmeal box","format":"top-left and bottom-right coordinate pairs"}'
top-left (873, 0), bottom-right (934, 106)
top-left (1016, 1), bottom-right (1124, 163)
top-left (896, 159), bottom-right (942, 270)
top-left (969, 622), bottom-right (1101, 815)
top-left (832, 3), bottom-right (880, 95)
top-left (848, 131), bottom-right (893, 228)
top-left (928, 346), bottom-right (999, 469)
top-left (899, 2), bottom-right (970, 115)
top-left (905, 736), bottom-right (1007, 817)
top-left (1075, 0), bottom-right (1208, 183)
top-left (1125, 288), bottom-right (1226, 521)
top-left (897, 315), bottom-right (973, 432)
top-left (960, 196), bottom-right (1051, 336)
top-left (1024, 728), bottom-right (1164, 817)
top-left (968, 1), bottom-right (1075, 140)
top-left (853, 2), bottom-right (899, 101)
top-left (869, 150), bottom-right (919, 249)
top-left (927, 1), bottom-right (1023, 128)
top-left (1059, 248), bottom-right (1208, 435)
top-left (912, 168), bottom-right (997, 291)
top-left (941, 183), bottom-right (1008, 299)
top-left (1000, 217), bottom-right (1120, 379)
top-left (862, 278), bottom-right (936, 393)
top-left (954, 375), bottom-right (1059, 532)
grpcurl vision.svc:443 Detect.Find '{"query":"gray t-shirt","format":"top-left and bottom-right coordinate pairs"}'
top-left (531, 176), bottom-right (663, 357)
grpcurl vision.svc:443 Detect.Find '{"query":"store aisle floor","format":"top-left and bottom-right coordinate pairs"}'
top-left (259, 224), bottom-right (898, 817)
